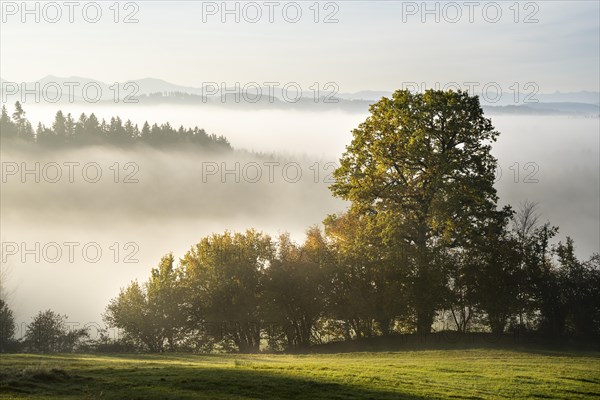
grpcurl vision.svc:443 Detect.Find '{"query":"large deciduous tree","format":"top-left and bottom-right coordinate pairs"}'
top-left (331, 90), bottom-right (500, 333)
top-left (324, 211), bottom-right (408, 338)
top-left (264, 230), bottom-right (328, 350)
top-left (104, 254), bottom-right (186, 352)
top-left (181, 230), bottom-right (274, 352)
top-left (464, 208), bottom-right (523, 334)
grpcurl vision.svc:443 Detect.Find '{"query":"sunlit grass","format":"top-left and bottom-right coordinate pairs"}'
top-left (1, 349), bottom-right (599, 399)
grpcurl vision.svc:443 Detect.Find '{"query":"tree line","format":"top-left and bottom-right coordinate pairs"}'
top-left (2, 213), bottom-right (597, 354)
top-left (0, 102), bottom-right (231, 149)
top-left (102, 214), bottom-right (600, 353)
top-left (1, 90), bottom-right (598, 353)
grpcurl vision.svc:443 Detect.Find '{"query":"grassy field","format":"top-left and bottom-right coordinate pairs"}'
top-left (1, 349), bottom-right (599, 399)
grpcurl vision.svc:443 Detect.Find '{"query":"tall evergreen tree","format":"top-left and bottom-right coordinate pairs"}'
top-left (0, 299), bottom-right (16, 352)
top-left (0, 105), bottom-right (17, 139)
top-left (12, 102), bottom-right (34, 141)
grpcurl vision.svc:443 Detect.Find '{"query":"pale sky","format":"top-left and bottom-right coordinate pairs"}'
top-left (1, 1), bottom-right (599, 93)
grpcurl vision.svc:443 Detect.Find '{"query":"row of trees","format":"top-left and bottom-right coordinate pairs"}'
top-left (98, 210), bottom-right (598, 353)
top-left (0, 303), bottom-right (88, 353)
top-left (0, 102), bottom-right (231, 149)
top-left (2, 211), bottom-right (595, 354)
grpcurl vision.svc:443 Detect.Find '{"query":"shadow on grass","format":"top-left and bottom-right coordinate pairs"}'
top-left (306, 332), bottom-right (600, 355)
top-left (1, 363), bottom-right (426, 400)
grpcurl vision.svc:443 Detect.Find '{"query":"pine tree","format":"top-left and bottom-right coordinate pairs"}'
top-left (12, 102), bottom-right (34, 141)
top-left (0, 105), bottom-right (17, 139)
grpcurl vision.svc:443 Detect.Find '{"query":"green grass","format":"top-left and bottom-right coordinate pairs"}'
top-left (1, 349), bottom-right (599, 399)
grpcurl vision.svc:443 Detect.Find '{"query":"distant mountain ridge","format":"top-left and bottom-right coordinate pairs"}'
top-left (1, 76), bottom-right (598, 116)
top-left (2, 75), bottom-right (599, 104)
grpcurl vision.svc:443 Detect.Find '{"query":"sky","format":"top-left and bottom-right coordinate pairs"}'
top-left (1, 1), bottom-right (599, 93)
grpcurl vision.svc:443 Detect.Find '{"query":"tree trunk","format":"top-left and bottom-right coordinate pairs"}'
top-left (414, 223), bottom-right (434, 335)
top-left (416, 309), bottom-right (434, 334)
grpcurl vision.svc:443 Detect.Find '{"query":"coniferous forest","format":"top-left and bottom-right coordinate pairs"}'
top-left (0, 102), bottom-right (231, 150)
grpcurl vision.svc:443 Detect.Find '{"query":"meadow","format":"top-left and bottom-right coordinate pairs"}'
top-left (1, 349), bottom-right (599, 399)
